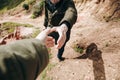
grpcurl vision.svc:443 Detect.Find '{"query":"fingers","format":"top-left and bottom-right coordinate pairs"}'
top-left (36, 29), bottom-right (49, 40)
top-left (45, 36), bottom-right (55, 48)
top-left (50, 27), bottom-right (57, 32)
top-left (46, 42), bottom-right (54, 47)
top-left (56, 39), bottom-right (63, 49)
top-left (41, 27), bottom-right (56, 36)
top-left (50, 27), bottom-right (66, 49)
top-left (56, 34), bottom-right (66, 49)
top-left (44, 28), bottom-right (51, 35)
top-left (37, 27), bottom-right (66, 48)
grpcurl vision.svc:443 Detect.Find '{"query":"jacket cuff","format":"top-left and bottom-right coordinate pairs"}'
top-left (59, 21), bottom-right (71, 31)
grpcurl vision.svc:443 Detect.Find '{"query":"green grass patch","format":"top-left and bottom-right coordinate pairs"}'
top-left (73, 43), bottom-right (85, 54)
top-left (0, 0), bottom-right (36, 14)
top-left (2, 22), bottom-right (33, 33)
top-left (0, 22), bottom-right (43, 40)
top-left (31, 29), bottom-right (40, 38)
top-left (40, 57), bottom-right (57, 80)
top-left (31, 0), bottom-right (44, 18)
top-left (28, 0), bottom-right (36, 5)
top-left (40, 63), bottom-right (55, 80)
top-left (0, 0), bottom-right (24, 11)
top-left (0, 22), bottom-right (36, 39)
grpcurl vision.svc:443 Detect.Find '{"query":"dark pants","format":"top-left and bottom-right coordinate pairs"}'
top-left (48, 31), bottom-right (70, 59)
top-left (57, 42), bottom-right (67, 59)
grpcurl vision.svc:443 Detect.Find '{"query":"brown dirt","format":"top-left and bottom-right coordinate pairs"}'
top-left (0, 8), bottom-right (120, 80)
top-left (44, 12), bottom-right (120, 80)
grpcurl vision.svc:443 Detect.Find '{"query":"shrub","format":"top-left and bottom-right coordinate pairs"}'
top-left (31, 0), bottom-right (44, 18)
top-left (22, 3), bottom-right (29, 10)
top-left (73, 43), bottom-right (85, 54)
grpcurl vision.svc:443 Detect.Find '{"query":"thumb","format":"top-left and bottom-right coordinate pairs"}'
top-left (35, 28), bottom-right (52, 42)
top-left (50, 27), bottom-right (57, 32)
top-left (56, 35), bottom-right (63, 49)
top-left (42, 28), bottom-right (51, 35)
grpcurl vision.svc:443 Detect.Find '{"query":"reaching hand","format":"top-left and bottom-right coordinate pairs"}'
top-left (51, 24), bottom-right (68, 49)
top-left (36, 28), bottom-right (55, 48)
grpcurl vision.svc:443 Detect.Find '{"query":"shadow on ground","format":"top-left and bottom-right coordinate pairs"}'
top-left (74, 43), bottom-right (106, 80)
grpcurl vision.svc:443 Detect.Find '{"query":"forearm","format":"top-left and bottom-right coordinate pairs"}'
top-left (60, 0), bottom-right (77, 29)
top-left (10, 39), bottom-right (49, 75)
top-left (0, 39), bottom-right (49, 80)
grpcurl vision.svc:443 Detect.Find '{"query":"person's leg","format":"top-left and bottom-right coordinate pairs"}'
top-left (57, 42), bottom-right (66, 61)
top-left (48, 31), bottom-right (69, 61)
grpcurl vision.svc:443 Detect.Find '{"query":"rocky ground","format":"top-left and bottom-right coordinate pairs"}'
top-left (0, 7), bottom-right (120, 80)
top-left (43, 12), bottom-right (120, 80)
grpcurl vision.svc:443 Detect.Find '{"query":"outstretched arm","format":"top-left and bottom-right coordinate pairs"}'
top-left (0, 29), bottom-right (55, 80)
top-left (60, 0), bottom-right (77, 30)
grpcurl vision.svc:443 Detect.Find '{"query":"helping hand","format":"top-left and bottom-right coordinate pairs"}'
top-left (36, 28), bottom-right (55, 48)
top-left (51, 24), bottom-right (68, 49)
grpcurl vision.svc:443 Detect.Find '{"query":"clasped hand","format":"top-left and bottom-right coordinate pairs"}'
top-left (36, 24), bottom-right (68, 49)
top-left (50, 24), bottom-right (68, 49)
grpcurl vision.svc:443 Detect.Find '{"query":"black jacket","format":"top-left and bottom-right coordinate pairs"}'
top-left (44, 0), bottom-right (77, 30)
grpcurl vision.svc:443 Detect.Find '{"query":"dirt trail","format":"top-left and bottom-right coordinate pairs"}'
top-left (43, 12), bottom-right (120, 80)
top-left (0, 11), bottom-right (120, 80)
top-left (0, 14), bottom-right (44, 29)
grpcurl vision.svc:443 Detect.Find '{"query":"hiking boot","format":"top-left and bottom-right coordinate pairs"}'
top-left (58, 57), bottom-right (65, 62)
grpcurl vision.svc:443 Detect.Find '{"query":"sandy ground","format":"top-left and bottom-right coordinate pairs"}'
top-left (42, 12), bottom-right (120, 80)
top-left (0, 11), bottom-right (120, 80)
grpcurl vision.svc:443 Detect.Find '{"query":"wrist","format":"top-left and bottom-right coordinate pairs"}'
top-left (60, 24), bottom-right (68, 33)
top-left (35, 32), bottom-right (46, 42)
